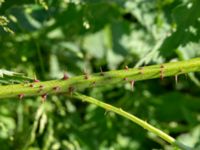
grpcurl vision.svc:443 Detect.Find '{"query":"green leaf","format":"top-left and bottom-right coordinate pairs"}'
top-left (159, 0), bottom-right (200, 57)
top-left (0, 69), bottom-right (33, 85)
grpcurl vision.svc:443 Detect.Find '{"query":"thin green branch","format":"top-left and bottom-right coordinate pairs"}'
top-left (0, 58), bottom-right (200, 99)
top-left (72, 92), bottom-right (191, 150)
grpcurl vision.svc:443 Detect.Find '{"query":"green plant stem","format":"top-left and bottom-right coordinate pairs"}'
top-left (72, 92), bottom-right (190, 149)
top-left (0, 58), bottom-right (200, 99)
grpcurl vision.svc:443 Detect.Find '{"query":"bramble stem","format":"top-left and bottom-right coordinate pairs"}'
top-left (0, 58), bottom-right (197, 149)
top-left (0, 58), bottom-right (200, 99)
top-left (73, 93), bottom-right (191, 149)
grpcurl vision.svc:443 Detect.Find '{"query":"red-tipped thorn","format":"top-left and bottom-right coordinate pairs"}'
top-left (30, 84), bottom-right (34, 88)
top-left (124, 77), bottom-right (128, 81)
top-left (38, 85), bottom-right (44, 93)
top-left (41, 93), bottom-right (47, 102)
top-left (130, 80), bottom-right (135, 91)
top-left (34, 79), bottom-right (40, 82)
top-left (83, 68), bottom-right (89, 80)
top-left (91, 81), bottom-right (96, 87)
top-left (125, 66), bottom-right (129, 71)
top-left (53, 86), bottom-right (60, 92)
top-left (39, 85), bottom-right (44, 89)
top-left (160, 70), bottom-right (164, 80)
top-left (18, 94), bottom-right (24, 100)
top-left (84, 75), bottom-right (88, 79)
top-left (160, 65), bottom-right (164, 68)
top-left (84, 72), bottom-right (89, 80)
top-left (63, 73), bottom-right (69, 80)
top-left (160, 65), bottom-right (165, 80)
top-left (68, 86), bottom-right (75, 96)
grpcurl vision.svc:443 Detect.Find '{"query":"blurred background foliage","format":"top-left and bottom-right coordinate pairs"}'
top-left (0, 0), bottom-right (200, 149)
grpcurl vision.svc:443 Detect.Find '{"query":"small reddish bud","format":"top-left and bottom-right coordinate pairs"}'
top-left (18, 94), bottom-right (24, 100)
top-left (125, 66), bottom-right (129, 71)
top-left (63, 73), bottom-right (69, 80)
top-left (130, 80), bottom-right (135, 91)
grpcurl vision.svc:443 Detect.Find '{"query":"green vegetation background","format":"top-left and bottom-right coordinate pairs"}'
top-left (0, 0), bottom-right (200, 149)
